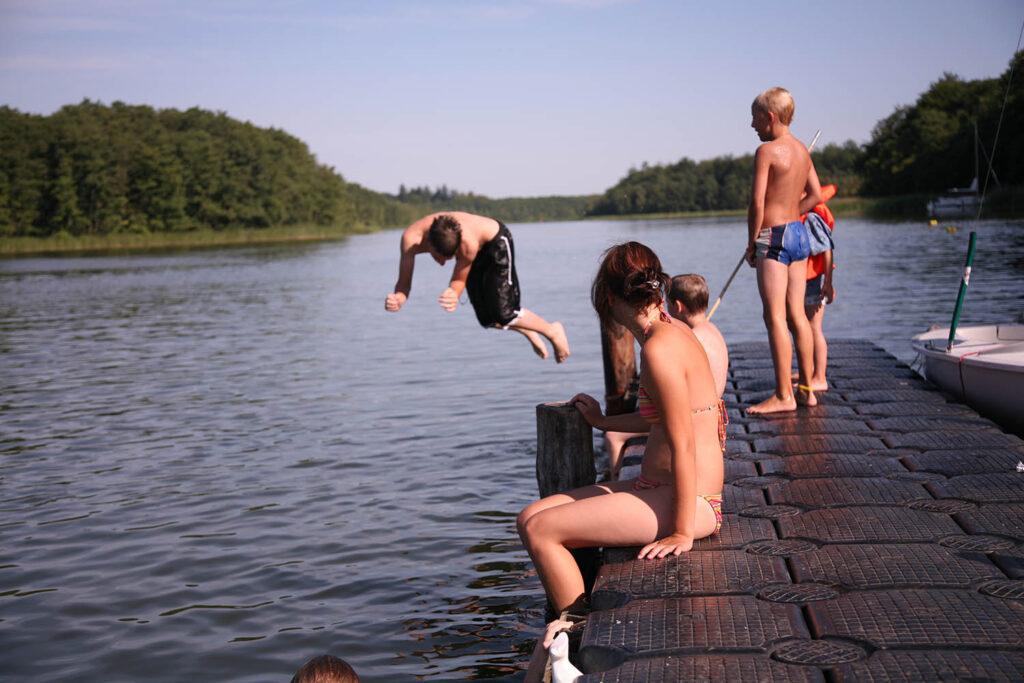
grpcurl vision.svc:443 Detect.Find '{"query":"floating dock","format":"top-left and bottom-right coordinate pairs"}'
top-left (571, 339), bottom-right (1024, 680)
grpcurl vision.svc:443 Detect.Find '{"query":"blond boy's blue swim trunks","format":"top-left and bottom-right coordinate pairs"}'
top-left (755, 220), bottom-right (810, 265)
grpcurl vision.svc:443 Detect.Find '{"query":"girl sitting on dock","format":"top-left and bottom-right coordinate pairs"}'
top-left (517, 242), bottom-right (726, 615)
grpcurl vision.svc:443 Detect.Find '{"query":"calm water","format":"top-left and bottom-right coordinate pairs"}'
top-left (1, 217), bottom-right (1022, 681)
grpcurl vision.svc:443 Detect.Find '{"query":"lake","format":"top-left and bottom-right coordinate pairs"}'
top-left (1, 217), bottom-right (1022, 681)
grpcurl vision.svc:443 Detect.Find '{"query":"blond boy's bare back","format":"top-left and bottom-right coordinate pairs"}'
top-left (759, 136), bottom-right (813, 228)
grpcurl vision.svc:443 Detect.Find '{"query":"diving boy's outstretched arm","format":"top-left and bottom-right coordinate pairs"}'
top-left (385, 215), bottom-right (433, 312)
top-left (438, 253), bottom-right (471, 312)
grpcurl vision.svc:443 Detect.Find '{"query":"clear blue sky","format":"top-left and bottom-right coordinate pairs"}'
top-left (1, 0), bottom-right (1021, 197)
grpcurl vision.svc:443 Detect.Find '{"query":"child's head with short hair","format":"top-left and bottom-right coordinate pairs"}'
top-left (668, 274), bottom-right (709, 314)
top-left (428, 214), bottom-right (462, 258)
top-left (751, 87), bottom-right (795, 125)
top-left (291, 654), bottom-right (359, 683)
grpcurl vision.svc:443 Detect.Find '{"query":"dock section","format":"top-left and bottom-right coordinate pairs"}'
top-left (575, 339), bottom-right (1024, 681)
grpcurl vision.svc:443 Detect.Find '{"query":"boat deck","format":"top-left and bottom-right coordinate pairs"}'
top-left (572, 339), bottom-right (1024, 681)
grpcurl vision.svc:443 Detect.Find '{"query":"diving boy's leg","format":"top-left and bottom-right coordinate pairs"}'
top-left (515, 328), bottom-right (549, 359)
top-left (509, 309), bottom-right (570, 363)
top-left (786, 262), bottom-right (817, 406)
top-left (748, 257), bottom-right (797, 414)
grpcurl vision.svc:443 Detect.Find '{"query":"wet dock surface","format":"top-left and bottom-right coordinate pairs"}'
top-left (577, 340), bottom-right (1024, 681)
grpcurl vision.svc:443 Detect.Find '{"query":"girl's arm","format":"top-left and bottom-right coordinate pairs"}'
top-left (570, 393), bottom-right (650, 433)
top-left (635, 338), bottom-right (697, 559)
top-left (822, 249), bottom-right (836, 303)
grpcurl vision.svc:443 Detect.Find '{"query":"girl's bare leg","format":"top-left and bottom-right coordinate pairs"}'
top-left (805, 302), bottom-right (828, 391)
top-left (509, 309), bottom-right (570, 362)
top-left (786, 262), bottom-right (817, 406)
top-left (518, 482), bottom-right (717, 612)
top-left (604, 431), bottom-right (645, 479)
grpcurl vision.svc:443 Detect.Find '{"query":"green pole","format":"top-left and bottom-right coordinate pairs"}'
top-left (946, 231), bottom-right (978, 352)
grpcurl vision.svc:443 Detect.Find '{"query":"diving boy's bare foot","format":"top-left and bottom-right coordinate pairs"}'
top-left (549, 322), bottom-right (571, 363)
top-left (795, 385), bottom-right (818, 407)
top-left (746, 393), bottom-right (797, 415)
top-left (520, 329), bottom-right (549, 359)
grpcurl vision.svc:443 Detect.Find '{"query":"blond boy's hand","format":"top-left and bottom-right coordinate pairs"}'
top-left (745, 244), bottom-right (757, 268)
top-left (438, 287), bottom-right (459, 312)
top-left (385, 292), bottom-right (407, 312)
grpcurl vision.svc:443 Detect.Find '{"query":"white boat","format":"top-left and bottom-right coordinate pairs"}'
top-left (912, 323), bottom-right (1024, 434)
top-left (927, 178), bottom-right (981, 218)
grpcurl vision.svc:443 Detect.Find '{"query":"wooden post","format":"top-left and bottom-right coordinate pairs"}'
top-left (535, 401), bottom-right (600, 613)
top-left (600, 321), bottom-right (637, 416)
top-left (535, 402), bottom-right (595, 498)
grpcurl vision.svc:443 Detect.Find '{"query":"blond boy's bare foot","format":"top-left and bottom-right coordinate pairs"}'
top-left (793, 381), bottom-right (828, 392)
top-left (549, 322), bottom-right (570, 363)
top-left (520, 329), bottom-right (549, 359)
top-left (746, 393), bottom-right (797, 415)
top-left (795, 385), bottom-right (818, 407)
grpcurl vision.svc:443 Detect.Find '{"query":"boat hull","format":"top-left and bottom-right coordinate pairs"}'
top-left (912, 324), bottom-right (1024, 435)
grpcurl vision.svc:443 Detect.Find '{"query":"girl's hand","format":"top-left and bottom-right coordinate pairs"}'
top-left (638, 533), bottom-right (693, 559)
top-left (569, 393), bottom-right (603, 428)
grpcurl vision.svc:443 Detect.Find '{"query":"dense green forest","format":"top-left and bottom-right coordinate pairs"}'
top-left (862, 52), bottom-right (1024, 196)
top-left (0, 101), bottom-right (419, 238)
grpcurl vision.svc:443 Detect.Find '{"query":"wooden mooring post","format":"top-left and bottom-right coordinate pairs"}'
top-left (535, 402), bottom-right (600, 607)
top-left (535, 402), bottom-right (595, 498)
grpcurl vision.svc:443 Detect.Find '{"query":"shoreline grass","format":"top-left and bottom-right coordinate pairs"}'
top-left (4, 194), bottom-right (1020, 257)
top-left (0, 223), bottom-right (390, 257)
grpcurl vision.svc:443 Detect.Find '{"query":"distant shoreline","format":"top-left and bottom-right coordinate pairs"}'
top-left (1, 196), bottom-right (1014, 257)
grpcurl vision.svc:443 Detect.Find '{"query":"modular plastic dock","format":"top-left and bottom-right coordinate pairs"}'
top-left (575, 340), bottom-right (1024, 681)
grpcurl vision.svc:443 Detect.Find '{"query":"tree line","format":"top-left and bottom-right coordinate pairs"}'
top-left (1, 52), bottom-right (1020, 237)
top-left (395, 184), bottom-right (597, 223)
top-left (592, 51), bottom-right (1023, 215)
top-left (0, 101), bottom-right (419, 238)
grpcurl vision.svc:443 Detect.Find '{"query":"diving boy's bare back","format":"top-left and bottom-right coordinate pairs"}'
top-left (385, 211), bottom-right (570, 362)
top-left (745, 87), bottom-right (822, 415)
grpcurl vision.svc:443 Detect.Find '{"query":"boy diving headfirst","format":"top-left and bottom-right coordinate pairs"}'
top-left (745, 87), bottom-right (822, 414)
top-left (385, 212), bottom-right (570, 362)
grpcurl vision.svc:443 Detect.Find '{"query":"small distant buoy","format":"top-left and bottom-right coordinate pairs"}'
top-left (946, 226), bottom-right (958, 234)
top-left (929, 218), bottom-right (938, 226)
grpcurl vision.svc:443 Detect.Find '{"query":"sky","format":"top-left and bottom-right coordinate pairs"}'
top-left (1, 0), bottom-right (1022, 198)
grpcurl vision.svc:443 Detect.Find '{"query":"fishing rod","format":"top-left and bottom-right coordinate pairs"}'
top-left (707, 129), bottom-right (821, 321)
